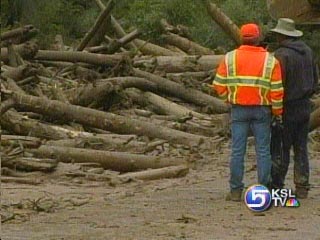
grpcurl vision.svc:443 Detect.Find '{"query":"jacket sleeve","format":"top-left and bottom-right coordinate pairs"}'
top-left (312, 59), bottom-right (319, 95)
top-left (212, 57), bottom-right (228, 102)
top-left (270, 59), bottom-right (284, 116)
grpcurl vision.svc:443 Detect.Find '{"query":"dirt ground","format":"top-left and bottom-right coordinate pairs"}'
top-left (1, 133), bottom-right (320, 240)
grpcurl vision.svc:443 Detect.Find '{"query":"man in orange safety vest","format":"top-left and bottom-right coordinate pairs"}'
top-left (212, 23), bottom-right (284, 201)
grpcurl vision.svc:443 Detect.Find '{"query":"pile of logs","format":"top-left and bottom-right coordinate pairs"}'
top-left (1, 0), bottom-right (319, 185)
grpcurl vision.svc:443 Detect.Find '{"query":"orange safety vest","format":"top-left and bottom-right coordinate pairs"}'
top-left (213, 45), bottom-right (284, 115)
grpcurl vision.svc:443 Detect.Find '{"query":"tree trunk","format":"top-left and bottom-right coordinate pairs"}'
top-left (203, 0), bottom-right (241, 45)
top-left (1, 110), bottom-right (73, 140)
top-left (77, 0), bottom-right (114, 51)
top-left (1, 135), bottom-right (42, 148)
top-left (86, 29), bottom-right (140, 54)
top-left (12, 93), bottom-right (209, 146)
top-left (34, 50), bottom-right (124, 66)
top-left (0, 98), bottom-right (15, 115)
top-left (134, 55), bottom-right (223, 73)
top-left (1, 42), bottom-right (39, 63)
top-left (0, 25), bottom-right (38, 45)
top-left (69, 77), bottom-right (157, 107)
top-left (2, 157), bottom-right (57, 172)
top-left (163, 32), bottom-right (215, 55)
top-left (126, 88), bottom-right (207, 119)
top-left (2, 64), bottom-right (38, 82)
top-left (29, 145), bottom-right (186, 172)
top-left (310, 107), bottom-right (320, 131)
top-left (134, 39), bottom-right (181, 56)
top-left (94, 0), bottom-right (140, 52)
top-left (45, 134), bottom-right (147, 153)
top-left (119, 165), bottom-right (189, 181)
top-left (132, 68), bottom-right (228, 113)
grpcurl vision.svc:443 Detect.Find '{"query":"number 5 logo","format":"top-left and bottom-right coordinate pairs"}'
top-left (245, 185), bottom-right (272, 212)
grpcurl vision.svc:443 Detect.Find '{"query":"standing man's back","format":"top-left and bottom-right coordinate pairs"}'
top-left (270, 18), bottom-right (319, 198)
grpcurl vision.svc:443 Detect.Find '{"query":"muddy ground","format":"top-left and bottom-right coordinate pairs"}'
top-left (1, 133), bottom-right (320, 240)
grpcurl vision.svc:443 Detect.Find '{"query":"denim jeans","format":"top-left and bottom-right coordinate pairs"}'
top-left (230, 105), bottom-right (272, 191)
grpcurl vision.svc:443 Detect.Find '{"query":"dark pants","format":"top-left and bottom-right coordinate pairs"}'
top-left (271, 100), bottom-right (311, 190)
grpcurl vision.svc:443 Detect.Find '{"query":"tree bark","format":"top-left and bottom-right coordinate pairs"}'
top-left (12, 93), bottom-right (209, 146)
top-left (29, 145), bottom-right (186, 172)
top-left (126, 88), bottom-right (207, 119)
top-left (34, 50), bottom-right (124, 66)
top-left (203, 0), bottom-right (241, 45)
top-left (77, 0), bottom-right (114, 51)
top-left (1, 110), bottom-right (72, 140)
top-left (134, 55), bottom-right (223, 73)
top-left (163, 32), bottom-right (215, 55)
top-left (87, 29), bottom-right (141, 54)
top-left (2, 64), bottom-right (38, 82)
top-left (45, 134), bottom-right (146, 153)
top-left (1, 135), bottom-right (42, 148)
top-left (310, 107), bottom-right (320, 131)
top-left (134, 39), bottom-right (181, 56)
top-left (0, 98), bottom-right (15, 115)
top-left (94, 0), bottom-right (140, 52)
top-left (119, 165), bottom-right (189, 181)
top-left (132, 68), bottom-right (228, 113)
top-left (0, 25), bottom-right (38, 45)
top-left (2, 157), bottom-right (58, 172)
top-left (69, 77), bottom-right (157, 107)
top-left (1, 42), bottom-right (39, 63)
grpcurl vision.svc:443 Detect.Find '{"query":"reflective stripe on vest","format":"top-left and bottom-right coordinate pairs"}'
top-left (226, 51), bottom-right (275, 83)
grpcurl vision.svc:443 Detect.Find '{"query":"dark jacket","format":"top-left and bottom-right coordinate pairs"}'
top-left (274, 39), bottom-right (319, 120)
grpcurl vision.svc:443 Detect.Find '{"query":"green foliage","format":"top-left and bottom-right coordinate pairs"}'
top-left (0, 0), bottom-right (319, 58)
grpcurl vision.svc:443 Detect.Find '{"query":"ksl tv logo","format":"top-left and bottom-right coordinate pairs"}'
top-left (244, 184), bottom-right (300, 212)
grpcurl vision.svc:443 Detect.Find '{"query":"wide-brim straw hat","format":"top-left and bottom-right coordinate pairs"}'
top-left (270, 18), bottom-right (303, 37)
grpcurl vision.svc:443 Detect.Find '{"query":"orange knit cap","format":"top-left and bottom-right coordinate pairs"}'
top-left (240, 23), bottom-right (260, 39)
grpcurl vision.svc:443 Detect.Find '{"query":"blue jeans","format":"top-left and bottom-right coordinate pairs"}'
top-left (230, 105), bottom-right (272, 191)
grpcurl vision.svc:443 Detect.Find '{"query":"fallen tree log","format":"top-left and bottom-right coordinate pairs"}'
top-left (69, 77), bottom-right (157, 107)
top-left (94, 0), bottom-right (140, 52)
top-left (0, 25), bottom-right (38, 45)
top-left (203, 0), bottom-right (241, 45)
top-left (87, 29), bottom-right (141, 54)
top-left (134, 55), bottom-right (223, 73)
top-left (34, 50), bottom-right (124, 66)
top-left (2, 157), bottom-right (58, 172)
top-left (1, 42), bottom-right (39, 63)
top-left (134, 39), bottom-right (181, 56)
top-left (29, 145), bottom-right (186, 172)
top-left (13, 93), bottom-right (209, 146)
top-left (160, 19), bottom-right (192, 39)
top-left (45, 134), bottom-right (147, 153)
top-left (77, 0), bottom-right (114, 51)
top-left (1, 110), bottom-right (74, 140)
top-left (2, 64), bottom-right (38, 82)
top-left (1, 135), bottom-right (42, 148)
top-left (163, 32), bottom-right (215, 55)
top-left (310, 107), bottom-right (320, 131)
top-left (132, 68), bottom-right (228, 113)
top-left (118, 165), bottom-right (189, 181)
top-left (0, 98), bottom-right (15, 115)
top-left (1, 177), bottom-right (42, 185)
top-left (125, 88), bottom-right (207, 119)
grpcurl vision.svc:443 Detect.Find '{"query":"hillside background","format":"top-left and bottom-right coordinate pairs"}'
top-left (1, 0), bottom-right (319, 58)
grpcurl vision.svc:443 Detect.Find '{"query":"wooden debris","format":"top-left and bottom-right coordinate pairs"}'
top-left (29, 145), bottom-right (187, 172)
top-left (203, 0), bottom-right (241, 45)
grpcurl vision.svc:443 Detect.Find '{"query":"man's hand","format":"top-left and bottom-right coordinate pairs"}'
top-left (272, 115), bottom-right (283, 126)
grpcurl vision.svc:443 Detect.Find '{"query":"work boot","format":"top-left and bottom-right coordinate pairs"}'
top-left (225, 189), bottom-right (242, 202)
top-left (295, 188), bottom-right (308, 199)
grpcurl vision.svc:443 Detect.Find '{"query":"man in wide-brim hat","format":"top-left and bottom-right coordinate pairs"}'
top-left (270, 18), bottom-right (319, 199)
